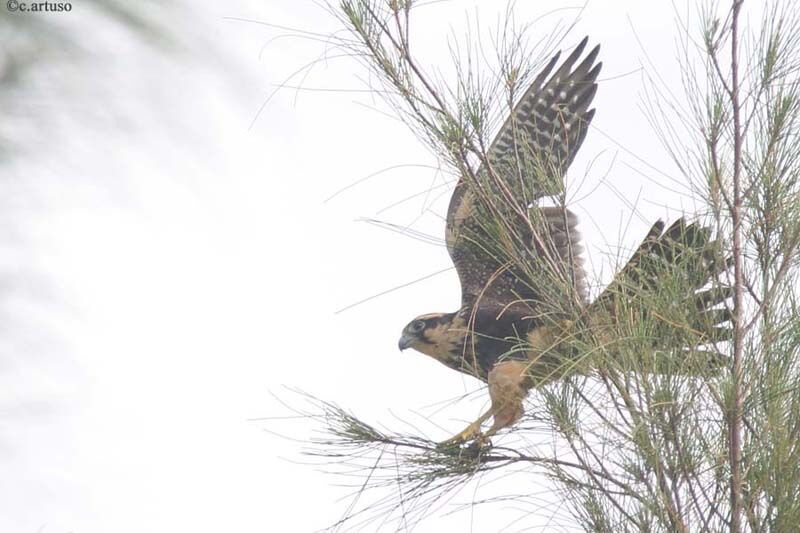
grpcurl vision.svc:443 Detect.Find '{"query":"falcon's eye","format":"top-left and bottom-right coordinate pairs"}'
top-left (411, 320), bottom-right (426, 333)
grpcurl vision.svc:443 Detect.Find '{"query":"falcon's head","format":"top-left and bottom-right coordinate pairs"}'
top-left (398, 313), bottom-right (455, 352)
top-left (397, 312), bottom-right (464, 365)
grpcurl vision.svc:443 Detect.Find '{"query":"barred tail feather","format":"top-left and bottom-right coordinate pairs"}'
top-left (587, 218), bottom-right (733, 373)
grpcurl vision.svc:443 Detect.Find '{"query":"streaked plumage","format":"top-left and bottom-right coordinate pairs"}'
top-left (397, 37), bottom-right (731, 444)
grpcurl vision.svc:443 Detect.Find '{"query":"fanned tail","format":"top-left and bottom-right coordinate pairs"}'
top-left (587, 218), bottom-right (732, 373)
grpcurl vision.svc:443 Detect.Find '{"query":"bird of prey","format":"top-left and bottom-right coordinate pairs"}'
top-left (397, 37), bottom-right (731, 445)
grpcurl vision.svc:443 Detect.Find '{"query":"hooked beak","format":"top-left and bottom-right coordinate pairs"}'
top-left (398, 333), bottom-right (414, 351)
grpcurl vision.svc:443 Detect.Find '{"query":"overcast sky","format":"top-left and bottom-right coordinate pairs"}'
top-left (2, 0), bottom-right (743, 531)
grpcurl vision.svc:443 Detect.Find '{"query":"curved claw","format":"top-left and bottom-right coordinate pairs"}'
top-left (473, 434), bottom-right (493, 450)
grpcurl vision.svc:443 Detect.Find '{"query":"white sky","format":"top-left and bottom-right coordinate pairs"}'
top-left (3, 0), bottom-right (748, 531)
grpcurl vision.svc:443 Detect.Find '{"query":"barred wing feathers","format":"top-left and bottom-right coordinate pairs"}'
top-left (446, 37), bottom-right (601, 311)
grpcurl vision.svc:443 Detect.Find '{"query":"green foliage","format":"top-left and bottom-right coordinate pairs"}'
top-left (300, 1), bottom-right (800, 530)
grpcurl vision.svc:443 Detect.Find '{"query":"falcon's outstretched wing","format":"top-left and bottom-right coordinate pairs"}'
top-left (446, 37), bottom-right (601, 312)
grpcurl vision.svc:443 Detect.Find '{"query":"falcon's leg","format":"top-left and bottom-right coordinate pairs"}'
top-left (483, 360), bottom-right (529, 438)
top-left (439, 360), bottom-right (530, 445)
